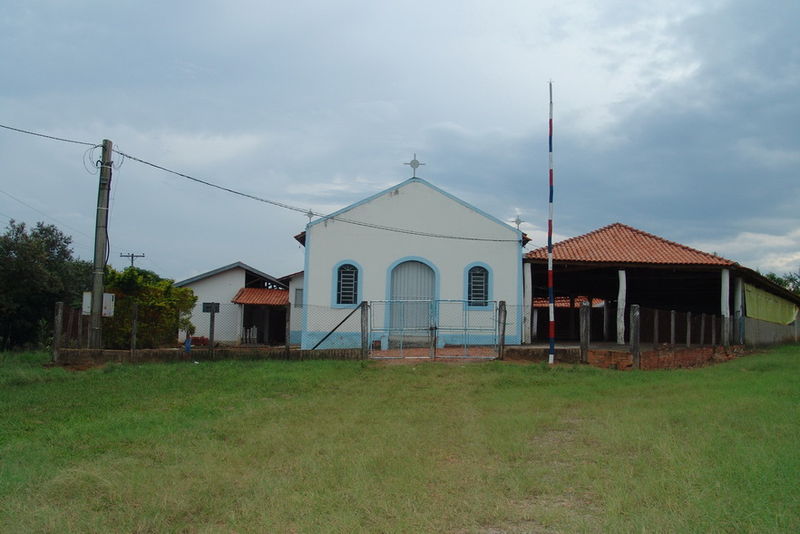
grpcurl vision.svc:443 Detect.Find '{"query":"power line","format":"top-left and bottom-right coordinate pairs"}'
top-left (116, 149), bottom-right (522, 243)
top-left (0, 188), bottom-right (93, 241)
top-left (0, 122), bottom-right (96, 147)
top-left (0, 122), bottom-right (522, 243)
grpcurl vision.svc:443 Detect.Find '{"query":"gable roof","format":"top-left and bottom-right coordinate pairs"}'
top-left (525, 223), bottom-right (737, 267)
top-left (175, 261), bottom-right (286, 288)
top-left (301, 177), bottom-right (529, 245)
top-left (278, 270), bottom-right (304, 285)
top-left (231, 288), bottom-right (289, 306)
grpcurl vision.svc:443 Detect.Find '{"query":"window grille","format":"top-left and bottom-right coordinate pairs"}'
top-left (294, 288), bottom-right (303, 308)
top-left (337, 264), bottom-right (358, 305)
top-left (468, 266), bottom-right (488, 306)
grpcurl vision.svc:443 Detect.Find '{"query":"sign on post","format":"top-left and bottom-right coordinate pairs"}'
top-left (202, 302), bottom-right (220, 313)
top-left (203, 302), bottom-right (219, 358)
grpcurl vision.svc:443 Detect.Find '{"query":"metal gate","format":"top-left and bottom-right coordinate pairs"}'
top-left (369, 299), bottom-right (499, 359)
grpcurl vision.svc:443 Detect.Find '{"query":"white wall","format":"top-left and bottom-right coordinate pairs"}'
top-left (287, 273), bottom-right (304, 344)
top-left (302, 179), bottom-right (523, 347)
top-left (182, 267), bottom-right (245, 342)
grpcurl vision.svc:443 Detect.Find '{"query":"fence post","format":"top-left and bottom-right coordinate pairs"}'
top-left (65, 308), bottom-right (75, 348)
top-left (686, 311), bottom-right (692, 347)
top-left (630, 304), bottom-right (640, 369)
top-left (77, 311), bottom-right (83, 349)
top-left (430, 300), bottom-right (437, 359)
top-left (53, 301), bottom-right (64, 363)
top-left (285, 304), bottom-right (291, 358)
top-left (498, 301), bottom-right (507, 360)
top-left (670, 310), bottom-right (676, 345)
top-left (700, 313), bottom-right (706, 346)
top-left (360, 301), bottom-right (369, 360)
top-left (130, 301), bottom-right (138, 359)
top-left (209, 308), bottom-right (216, 359)
top-left (579, 301), bottom-right (590, 363)
top-left (711, 315), bottom-right (717, 346)
top-left (722, 313), bottom-right (730, 348)
top-left (653, 309), bottom-right (659, 349)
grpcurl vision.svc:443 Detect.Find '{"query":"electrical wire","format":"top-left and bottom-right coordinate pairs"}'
top-left (82, 145), bottom-right (101, 175)
top-left (0, 123), bottom-right (96, 147)
top-left (0, 188), bottom-right (94, 241)
top-left (115, 149), bottom-right (523, 243)
top-left (0, 122), bottom-right (523, 243)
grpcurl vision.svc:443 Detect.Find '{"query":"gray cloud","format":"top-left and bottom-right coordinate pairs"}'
top-left (1, 0), bottom-right (798, 279)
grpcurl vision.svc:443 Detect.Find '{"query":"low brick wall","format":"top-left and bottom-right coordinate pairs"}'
top-left (503, 346), bottom-right (581, 364)
top-left (588, 345), bottom-right (744, 370)
top-left (56, 347), bottom-right (363, 366)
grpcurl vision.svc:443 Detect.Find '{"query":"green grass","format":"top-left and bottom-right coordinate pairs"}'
top-left (1, 347), bottom-right (799, 533)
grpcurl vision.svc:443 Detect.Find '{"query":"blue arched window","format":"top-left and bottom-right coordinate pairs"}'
top-left (468, 266), bottom-right (489, 306)
top-left (336, 264), bottom-right (359, 305)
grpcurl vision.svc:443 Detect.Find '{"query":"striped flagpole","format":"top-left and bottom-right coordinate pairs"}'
top-left (547, 81), bottom-right (556, 364)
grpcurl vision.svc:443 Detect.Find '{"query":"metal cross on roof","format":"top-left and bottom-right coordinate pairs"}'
top-left (403, 153), bottom-right (425, 177)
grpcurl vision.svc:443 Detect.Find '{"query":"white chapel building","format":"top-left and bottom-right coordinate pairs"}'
top-left (296, 176), bottom-right (527, 349)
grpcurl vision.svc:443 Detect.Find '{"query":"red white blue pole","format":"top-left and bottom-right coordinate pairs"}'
top-left (547, 81), bottom-right (556, 364)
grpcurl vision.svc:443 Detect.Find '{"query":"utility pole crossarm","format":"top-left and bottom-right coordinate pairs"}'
top-left (120, 252), bottom-right (145, 267)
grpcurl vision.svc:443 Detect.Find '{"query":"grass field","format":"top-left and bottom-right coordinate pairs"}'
top-left (1, 346), bottom-right (798, 533)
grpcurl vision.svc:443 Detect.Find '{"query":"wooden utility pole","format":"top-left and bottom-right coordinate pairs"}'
top-left (89, 139), bottom-right (113, 349)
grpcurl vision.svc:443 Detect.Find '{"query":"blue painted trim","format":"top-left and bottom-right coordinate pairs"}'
top-left (463, 262), bottom-right (494, 310)
top-left (330, 259), bottom-right (364, 309)
top-left (307, 177), bottom-right (523, 244)
top-left (383, 256), bottom-right (441, 331)
top-left (300, 228), bottom-right (311, 349)
top-left (516, 243), bottom-right (524, 342)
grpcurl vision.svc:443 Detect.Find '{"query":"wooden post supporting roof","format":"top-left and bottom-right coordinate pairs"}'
top-left (617, 270), bottom-right (627, 345)
top-left (721, 269), bottom-right (731, 346)
top-left (523, 263), bottom-right (532, 344)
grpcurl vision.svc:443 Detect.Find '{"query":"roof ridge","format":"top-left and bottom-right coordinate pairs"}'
top-left (526, 222), bottom-right (620, 256)
top-left (612, 223), bottom-right (737, 265)
top-left (526, 222), bottom-right (737, 266)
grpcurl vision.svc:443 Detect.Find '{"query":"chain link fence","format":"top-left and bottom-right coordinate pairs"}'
top-left (297, 303), bottom-right (365, 350)
top-left (368, 299), bottom-right (505, 358)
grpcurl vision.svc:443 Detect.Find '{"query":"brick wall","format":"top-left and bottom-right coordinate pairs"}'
top-left (588, 345), bottom-right (743, 370)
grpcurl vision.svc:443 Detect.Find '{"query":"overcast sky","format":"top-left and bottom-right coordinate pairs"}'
top-left (1, 0), bottom-right (798, 282)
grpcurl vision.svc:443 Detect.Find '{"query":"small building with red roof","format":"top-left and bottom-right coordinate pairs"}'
top-left (176, 262), bottom-right (288, 345)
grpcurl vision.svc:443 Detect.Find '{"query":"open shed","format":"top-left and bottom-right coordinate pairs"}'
top-left (525, 223), bottom-right (799, 346)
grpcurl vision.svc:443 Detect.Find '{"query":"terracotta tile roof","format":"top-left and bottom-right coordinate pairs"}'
top-left (532, 296), bottom-right (605, 308)
top-left (526, 223), bottom-right (736, 266)
top-left (232, 288), bottom-right (289, 306)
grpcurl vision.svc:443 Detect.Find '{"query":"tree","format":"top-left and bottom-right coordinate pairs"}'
top-left (0, 220), bottom-right (91, 349)
top-left (102, 266), bottom-right (196, 349)
top-left (765, 271), bottom-right (800, 296)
